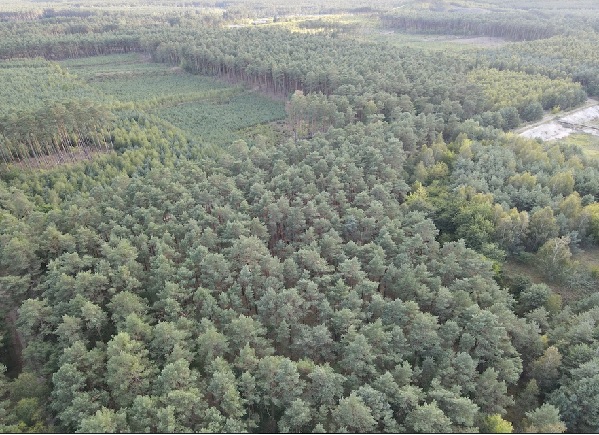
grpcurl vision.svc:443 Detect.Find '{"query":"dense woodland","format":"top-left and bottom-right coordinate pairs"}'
top-left (2, 0), bottom-right (599, 433)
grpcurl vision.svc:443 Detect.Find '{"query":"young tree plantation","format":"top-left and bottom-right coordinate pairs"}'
top-left (1, 0), bottom-right (599, 433)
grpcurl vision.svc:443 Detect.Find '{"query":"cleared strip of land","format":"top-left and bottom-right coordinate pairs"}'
top-left (519, 99), bottom-right (599, 140)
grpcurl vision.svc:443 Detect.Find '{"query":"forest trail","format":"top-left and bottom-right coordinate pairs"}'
top-left (517, 98), bottom-right (599, 140)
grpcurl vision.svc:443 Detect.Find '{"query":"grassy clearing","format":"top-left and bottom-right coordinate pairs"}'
top-left (60, 54), bottom-right (174, 85)
top-left (319, 12), bottom-right (505, 49)
top-left (352, 31), bottom-right (496, 51)
top-left (276, 13), bottom-right (497, 50)
top-left (89, 73), bottom-right (236, 105)
top-left (502, 259), bottom-right (577, 303)
top-left (60, 53), bottom-right (159, 71)
top-left (503, 246), bottom-right (599, 305)
top-left (573, 246), bottom-right (599, 270)
top-left (559, 133), bottom-right (599, 159)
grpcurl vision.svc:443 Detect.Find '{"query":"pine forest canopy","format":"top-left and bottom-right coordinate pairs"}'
top-left (2, 0), bottom-right (599, 433)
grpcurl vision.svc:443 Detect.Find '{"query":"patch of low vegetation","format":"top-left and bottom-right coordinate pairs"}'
top-left (559, 133), bottom-right (599, 159)
top-left (351, 31), bottom-right (495, 51)
top-left (60, 54), bottom-right (234, 104)
top-left (57, 54), bottom-right (286, 145)
top-left (152, 92), bottom-right (285, 143)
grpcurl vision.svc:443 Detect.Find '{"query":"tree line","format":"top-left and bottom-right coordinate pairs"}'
top-left (380, 11), bottom-right (562, 41)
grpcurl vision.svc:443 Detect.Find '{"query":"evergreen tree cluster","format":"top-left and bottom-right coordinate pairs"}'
top-left (2, 0), bottom-right (599, 432)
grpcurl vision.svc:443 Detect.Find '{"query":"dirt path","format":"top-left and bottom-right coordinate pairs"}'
top-left (517, 99), bottom-right (599, 141)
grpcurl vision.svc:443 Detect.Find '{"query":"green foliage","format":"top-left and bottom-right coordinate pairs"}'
top-left (523, 404), bottom-right (566, 433)
top-left (0, 59), bottom-right (109, 116)
top-left (586, 203), bottom-right (599, 242)
top-left (78, 408), bottom-right (129, 433)
top-left (549, 358), bottom-right (599, 432)
top-left (332, 394), bottom-right (376, 433)
top-left (468, 68), bottom-right (586, 114)
top-left (486, 33), bottom-right (599, 96)
top-left (0, 59), bottom-right (115, 165)
top-left (62, 54), bottom-right (237, 107)
top-left (381, 9), bottom-right (564, 41)
top-left (536, 237), bottom-right (573, 282)
top-left (1, 3), bottom-right (599, 434)
top-left (153, 92), bottom-right (285, 143)
top-left (482, 414), bottom-right (513, 433)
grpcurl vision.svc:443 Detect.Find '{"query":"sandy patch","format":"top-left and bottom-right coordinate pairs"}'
top-left (560, 105), bottom-right (599, 125)
top-left (520, 122), bottom-right (575, 141)
top-left (519, 103), bottom-right (599, 141)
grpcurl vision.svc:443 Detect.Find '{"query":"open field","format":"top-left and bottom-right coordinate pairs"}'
top-left (0, 58), bottom-right (109, 116)
top-left (379, 32), bottom-right (508, 48)
top-left (279, 12), bottom-right (509, 50)
top-left (60, 54), bottom-right (167, 77)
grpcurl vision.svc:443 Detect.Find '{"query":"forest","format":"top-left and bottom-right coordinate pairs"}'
top-left (2, 0), bottom-right (599, 433)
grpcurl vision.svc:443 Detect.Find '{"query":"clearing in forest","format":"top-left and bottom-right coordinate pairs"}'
top-left (351, 30), bottom-right (504, 50)
top-left (60, 54), bottom-right (286, 145)
top-left (519, 102), bottom-right (599, 143)
top-left (0, 58), bottom-right (113, 167)
top-left (60, 54), bottom-right (237, 106)
top-left (503, 245), bottom-right (599, 304)
top-left (558, 133), bottom-right (599, 159)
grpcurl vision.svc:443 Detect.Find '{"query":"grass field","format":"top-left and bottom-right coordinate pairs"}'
top-left (60, 54), bottom-right (167, 76)
top-left (276, 13), bottom-right (501, 51)
top-left (503, 258), bottom-right (565, 299)
top-left (572, 246), bottom-right (599, 270)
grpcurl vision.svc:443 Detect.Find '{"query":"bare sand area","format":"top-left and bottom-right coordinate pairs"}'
top-left (520, 122), bottom-right (575, 141)
top-left (519, 101), bottom-right (599, 141)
